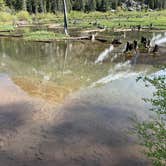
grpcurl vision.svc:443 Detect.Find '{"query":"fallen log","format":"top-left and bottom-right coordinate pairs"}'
top-left (70, 35), bottom-right (112, 43)
top-left (81, 28), bottom-right (106, 34)
top-left (0, 30), bottom-right (11, 33)
top-left (69, 36), bottom-right (90, 40)
top-left (0, 33), bottom-right (23, 37)
top-left (95, 37), bottom-right (108, 43)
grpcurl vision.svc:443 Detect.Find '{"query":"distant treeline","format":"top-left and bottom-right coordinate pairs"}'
top-left (1, 0), bottom-right (166, 13)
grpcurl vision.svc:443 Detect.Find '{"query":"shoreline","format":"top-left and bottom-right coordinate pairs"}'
top-left (0, 25), bottom-right (166, 42)
top-left (0, 74), bottom-right (151, 166)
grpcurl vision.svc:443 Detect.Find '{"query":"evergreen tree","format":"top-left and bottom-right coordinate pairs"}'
top-left (84, 0), bottom-right (96, 12)
top-left (100, 0), bottom-right (108, 12)
top-left (3, 0), bottom-right (166, 13)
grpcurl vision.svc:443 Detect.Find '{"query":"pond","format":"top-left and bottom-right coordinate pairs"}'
top-left (0, 31), bottom-right (165, 166)
top-left (0, 31), bottom-right (165, 100)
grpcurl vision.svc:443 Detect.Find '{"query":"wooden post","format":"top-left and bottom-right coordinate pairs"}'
top-left (63, 0), bottom-right (68, 35)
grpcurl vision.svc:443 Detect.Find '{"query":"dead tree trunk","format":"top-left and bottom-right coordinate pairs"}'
top-left (22, 0), bottom-right (27, 11)
top-left (34, 0), bottom-right (38, 14)
top-left (63, 0), bottom-right (68, 35)
top-left (40, 0), bottom-right (44, 13)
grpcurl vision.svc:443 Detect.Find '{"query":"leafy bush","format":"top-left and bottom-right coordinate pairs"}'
top-left (16, 11), bottom-right (31, 21)
top-left (0, 12), bottom-right (14, 22)
top-left (35, 13), bottom-right (56, 21)
top-left (136, 74), bottom-right (166, 166)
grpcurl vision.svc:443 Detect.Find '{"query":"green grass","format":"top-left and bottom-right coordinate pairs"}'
top-left (67, 10), bottom-right (166, 30)
top-left (24, 31), bottom-right (67, 41)
top-left (0, 25), bottom-right (15, 31)
top-left (0, 10), bottom-right (166, 36)
top-left (0, 10), bottom-right (165, 29)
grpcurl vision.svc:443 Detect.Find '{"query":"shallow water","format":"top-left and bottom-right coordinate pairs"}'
top-left (0, 31), bottom-right (166, 166)
top-left (1, 31), bottom-right (165, 92)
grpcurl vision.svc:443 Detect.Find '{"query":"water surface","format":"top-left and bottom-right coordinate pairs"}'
top-left (0, 31), bottom-right (166, 166)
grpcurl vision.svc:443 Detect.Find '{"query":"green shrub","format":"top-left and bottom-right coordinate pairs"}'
top-left (136, 75), bottom-right (166, 166)
top-left (16, 11), bottom-right (31, 21)
top-left (35, 13), bottom-right (55, 21)
top-left (0, 12), bottom-right (14, 22)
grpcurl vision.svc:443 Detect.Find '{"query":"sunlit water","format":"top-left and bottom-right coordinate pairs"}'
top-left (0, 31), bottom-right (166, 101)
top-left (0, 31), bottom-right (166, 165)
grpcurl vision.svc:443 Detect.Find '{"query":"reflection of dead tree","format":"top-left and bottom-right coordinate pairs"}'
top-left (62, 41), bottom-right (69, 75)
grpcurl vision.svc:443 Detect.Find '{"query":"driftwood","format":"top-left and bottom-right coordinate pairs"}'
top-left (82, 29), bottom-right (106, 34)
top-left (47, 24), bottom-right (61, 29)
top-left (32, 36), bottom-right (92, 42)
top-left (95, 37), bottom-right (108, 43)
top-left (0, 33), bottom-right (23, 37)
top-left (95, 35), bottom-right (113, 43)
top-left (30, 40), bottom-right (53, 43)
top-left (70, 35), bottom-right (117, 43)
top-left (14, 21), bottom-right (29, 27)
top-left (67, 35), bottom-right (111, 43)
top-left (0, 30), bottom-right (11, 33)
top-left (112, 39), bottom-right (122, 45)
top-left (69, 36), bottom-right (90, 40)
top-left (114, 28), bottom-right (132, 32)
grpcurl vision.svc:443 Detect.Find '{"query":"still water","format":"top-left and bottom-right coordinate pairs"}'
top-left (0, 31), bottom-right (166, 166)
top-left (0, 31), bottom-right (166, 103)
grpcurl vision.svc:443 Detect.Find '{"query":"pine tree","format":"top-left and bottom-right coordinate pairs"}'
top-left (3, 0), bottom-right (166, 13)
top-left (100, 0), bottom-right (108, 12)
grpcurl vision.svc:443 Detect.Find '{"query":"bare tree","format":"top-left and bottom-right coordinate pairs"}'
top-left (40, 0), bottom-right (46, 13)
top-left (63, 0), bottom-right (68, 35)
top-left (40, 0), bottom-right (44, 13)
top-left (22, 0), bottom-right (27, 11)
top-left (34, 0), bottom-right (39, 14)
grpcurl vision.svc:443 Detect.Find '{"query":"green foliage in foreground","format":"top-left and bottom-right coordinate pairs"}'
top-left (24, 31), bottom-right (67, 41)
top-left (136, 74), bottom-right (166, 166)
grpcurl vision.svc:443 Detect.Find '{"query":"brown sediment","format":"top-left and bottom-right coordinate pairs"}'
top-left (0, 75), bottom-right (151, 166)
top-left (12, 76), bottom-right (77, 104)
